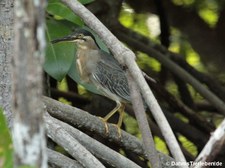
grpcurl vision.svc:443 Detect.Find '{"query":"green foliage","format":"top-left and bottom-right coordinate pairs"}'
top-left (136, 52), bottom-right (161, 72)
top-left (44, 19), bottom-right (76, 81)
top-left (172, 0), bottom-right (219, 27)
top-left (154, 137), bottom-right (169, 154)
top-left (0, 108), bottom-right (13, 168)
top-left (79, 0), bottom-right (95, 5)
top-left (123, 114), bottom-right (141, 137)
top-left (119, 4), bottom-right (150, 36)
top-left (198, 8), bottom-right (218, 27)
top-left (172, 0), bottom-right (195, 6)
top-left (179, 135), bottom-right (198, 156)
top-left (47, 0), bottom-right (83, 26)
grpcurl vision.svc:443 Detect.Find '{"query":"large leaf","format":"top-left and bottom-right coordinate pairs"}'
top-left (79, 0), bottom-right (95, 5)
top-left (44, 19), bottom-right (76, 81)
top-left (47, 1), bottom-right (83, 26)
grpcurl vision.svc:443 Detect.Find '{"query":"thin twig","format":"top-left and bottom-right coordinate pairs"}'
top-left (60, 0), bottom-right (187, 165)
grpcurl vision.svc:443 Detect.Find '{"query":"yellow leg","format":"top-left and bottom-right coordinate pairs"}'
top-left (113, 104), bottom-right (125, 137)
top-left (99, 101), bottom-right (121, 134)
top-left (99, 102), bottom-right (125, 137)
top-left (103, 101), bottom-right (121, 121)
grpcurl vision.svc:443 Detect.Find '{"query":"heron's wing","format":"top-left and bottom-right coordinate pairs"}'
top-left (92, 50), bottom-right (130, 102)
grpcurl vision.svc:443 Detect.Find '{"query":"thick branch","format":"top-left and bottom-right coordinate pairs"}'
top-left (47, 148), bottom-right (84, 168)
top-left (56, 114), bottom-right (142, 168)
top-left (44, 113), bottom-right (105, 168)
top-left (43, 96), bottom-right (176, 165)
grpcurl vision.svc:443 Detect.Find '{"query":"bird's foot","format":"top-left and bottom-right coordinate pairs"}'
top-left (98, 117), bottom-right (122, 138)
top-left (111, 124), bottom-right (122, 138)
top-left (98, 117), bottom-right (109, 135)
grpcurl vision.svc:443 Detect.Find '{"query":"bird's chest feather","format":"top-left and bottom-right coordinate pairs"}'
top-left (76, 49), bottom-right (99, 83)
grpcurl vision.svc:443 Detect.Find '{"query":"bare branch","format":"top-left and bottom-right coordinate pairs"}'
top-left (56, 114), bottom-right (142, 168)
top-left (43, 96), bottom-right (176, 165)
top-left (44, 112), bottom-right (105, 168)
top-left (193, 119), bottom-right (225, 167)
top-left (47, 148), bottom-right (84, 168)
top-left (127, 72), bottom-right (160, 167)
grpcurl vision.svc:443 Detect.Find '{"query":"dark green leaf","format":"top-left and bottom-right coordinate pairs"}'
top-left (44, 19), bottom-right (76, 81)
top-left (47, 1), bottom-right (83, 26)
top-left (79, 0), bottom-right (95, 5)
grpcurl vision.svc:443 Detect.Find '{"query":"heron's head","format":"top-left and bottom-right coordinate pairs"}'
top-left (51, 29), bottom-right (99, 49)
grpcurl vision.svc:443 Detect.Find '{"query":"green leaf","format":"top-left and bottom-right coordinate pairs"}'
top-left (48, 0), bottom-right (94, 5)
top-left (44, 19), bottom-right (76, 81)
top-left (0, 108), bottom-right (13, 168)
top-left (47, 1), bottom-right (83, 26)
top-left (79, 0), bottom-right (95, 5)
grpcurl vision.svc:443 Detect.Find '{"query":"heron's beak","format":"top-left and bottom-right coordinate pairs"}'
top-left (51, 35), bottom-right (76, 44)
top-left (51, 34), bottom-right (87, 44)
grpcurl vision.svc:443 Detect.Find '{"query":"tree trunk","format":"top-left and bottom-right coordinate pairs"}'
top-left (12, 0), bottom-right (47, 167)
top-left (0, 0), bottom-right (14, 128)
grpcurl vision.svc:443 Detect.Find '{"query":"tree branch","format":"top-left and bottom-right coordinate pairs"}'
top-left (44, 112), bottom-right (105, 168)
top-left (127, 73), bottom-right (160, 167)
top-left (47, 148), bottom-right (84, 168)
top-left (56, 114), bottom-right (142, 168)
top-left (43, 96), bottom-right (177, 164)
top-left (193, 119), bottom-right (225, 167)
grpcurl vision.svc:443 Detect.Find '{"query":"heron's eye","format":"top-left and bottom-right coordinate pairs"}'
top-left (77, 34), bottom-right (83, 38)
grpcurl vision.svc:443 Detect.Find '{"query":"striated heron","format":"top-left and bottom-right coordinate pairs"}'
top-left (52, 29), bottom-right (131, 136)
